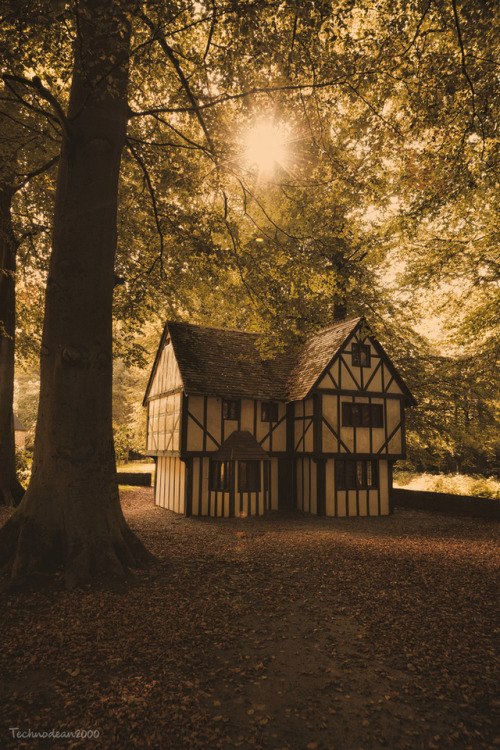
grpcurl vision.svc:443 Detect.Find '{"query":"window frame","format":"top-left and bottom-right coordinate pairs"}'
top-left (335, 460), bottom-right (379, 490)
top-left (351, 343), bottom-right (371, 368)
top-left (210, 460), bottom-right (233, 492)
top-left (222, 399), bottom-right (240, 420)
top-left (238, 460), bottom-right (261, 492)
top-left (261, 401), bottom-right (279, 422)
top-left (342, 402), bottom-right (384, 428)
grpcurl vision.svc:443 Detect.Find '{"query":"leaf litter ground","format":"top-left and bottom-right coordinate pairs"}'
top-left (0, 489), bottom-right (498, 749)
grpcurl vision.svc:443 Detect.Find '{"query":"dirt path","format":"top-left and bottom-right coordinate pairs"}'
top-left (0, 489), bottom-right (498, 749)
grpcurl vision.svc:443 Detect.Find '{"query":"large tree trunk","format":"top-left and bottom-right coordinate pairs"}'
top-left (0, 0), bottom-right (151, 587)
top-left (0, 187), bottom-right (24, 507)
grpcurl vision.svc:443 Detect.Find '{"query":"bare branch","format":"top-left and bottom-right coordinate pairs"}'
top-left (222, 204), bottom-right (263, 309)
top-left (287, 12), bottom-right (299, 75)
top-left (2, 80), bottom-right (62, 135)
top-left (127, 134), bottom-right (205, 151)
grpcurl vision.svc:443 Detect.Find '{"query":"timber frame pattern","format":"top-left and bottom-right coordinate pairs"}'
top-left (143, 318), bottom-right (416, 517)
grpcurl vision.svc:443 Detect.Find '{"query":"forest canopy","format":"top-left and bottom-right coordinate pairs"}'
top-left (0, 0), bottom-right (498, 583)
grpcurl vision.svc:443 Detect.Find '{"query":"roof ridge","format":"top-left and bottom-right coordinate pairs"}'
top-left (313, 316), bottom-right (363, 335)
top-left (168, 320), bottom-right (261, 336)
top-left (168, 317), bottom-right (362, 341)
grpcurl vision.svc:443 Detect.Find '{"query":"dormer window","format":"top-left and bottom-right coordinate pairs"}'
top-left (222, 399), bottom-right (240, 420)
top-left (261, 401), bottom-right (279, 422)
top-left (352, 343), bottom-right (371, 367)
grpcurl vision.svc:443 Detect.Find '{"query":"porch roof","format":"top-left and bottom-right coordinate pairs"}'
top-left (212, 431), bottom-right (270, 461)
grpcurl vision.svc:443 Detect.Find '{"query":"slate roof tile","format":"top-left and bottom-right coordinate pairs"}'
top-left (167, 321), bottom-right (294, 400)
top-left (164, 318), bottom-right (362, 402)
top-left (286, 318), bottom-right (362, 401)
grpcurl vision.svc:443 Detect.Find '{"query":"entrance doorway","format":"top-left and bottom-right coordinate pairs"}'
top-left (278, 459), bottom-right (295, 510)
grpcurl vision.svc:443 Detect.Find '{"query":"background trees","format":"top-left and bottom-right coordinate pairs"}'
top-left (0, 3), bottom-right (64, 505)
top-left (0, 0), bottom-right (498, 583)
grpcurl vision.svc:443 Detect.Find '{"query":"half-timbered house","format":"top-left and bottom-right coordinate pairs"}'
top-left (143, 317), bottom-right (415, 517)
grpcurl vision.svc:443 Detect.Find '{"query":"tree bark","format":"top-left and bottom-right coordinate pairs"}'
top-left (0, 187), bottom-right (24, 507)
top-left (0, 0), bottom-right (152, 587)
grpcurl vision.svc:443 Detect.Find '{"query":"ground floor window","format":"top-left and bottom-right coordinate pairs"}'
top-left (238, 460), bottom-right (261, 492)
top-left (210, 460), bottom-right (232, 492)
top-left (335, 459), bottom-right (379, 490)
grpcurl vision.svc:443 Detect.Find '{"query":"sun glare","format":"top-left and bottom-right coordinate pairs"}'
top-left (244, 121), bottom-right (290, 176)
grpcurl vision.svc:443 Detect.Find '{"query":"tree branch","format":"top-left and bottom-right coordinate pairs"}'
top-left (153, 115), bottom-right (212, 154)
top-left (202, 1), bottom-right (217, 62)
top-left (139, 12), bottom-right (216, 158)
top-left (451, 0), bottom-right (484, 140)
top-left (344, 81), bottom-right (404, 139)
top-left (400, 0), bottom-right (433, 57)
top-left (15, 154), bottom-right (60, 191)
top-left (2, 74), bottom-right (72, 140)
top-left (130, 76), bottom-right (349, 118)
top-left (125, 139), bottom-right (166, 279)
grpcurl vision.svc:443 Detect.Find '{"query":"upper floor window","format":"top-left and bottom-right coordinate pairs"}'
top-left (352, 343), bottom-right (371, 367)
top-left (222, 399), bottom-right (240, 420)
top-left (342, 402), bottom-right (383, 428)
top-left (336, 460), bottom-right (379, 490)
top-left (238, 460), bottom-right (261, 492)
top-left (261, 401), bottom-right (279, 422)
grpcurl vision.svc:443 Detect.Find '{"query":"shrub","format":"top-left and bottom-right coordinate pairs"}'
top-left (393, 469), bottom-right (500, 499)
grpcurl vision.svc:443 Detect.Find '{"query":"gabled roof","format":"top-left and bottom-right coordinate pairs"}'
top-left (164, 321), bottom-right (295, 400)
top-left (14, 414), bottom-right (27, 431)
top-left (212, 431), bottom-right (270, 461)
top-left (145, 317), bottom-right (415, 405)
top-left (286, 318), bottom-right (362, 401)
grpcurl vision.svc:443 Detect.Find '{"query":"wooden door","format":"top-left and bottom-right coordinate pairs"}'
top-left (278, 459), bottom-right (295, 510)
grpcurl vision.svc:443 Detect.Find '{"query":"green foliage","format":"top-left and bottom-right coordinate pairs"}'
top-left (113, 423), bottom-right (132, 465)
top-left (15, 448), bottom-right (31, 488)
top-left (13, 370), bottom-right (39, 448)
